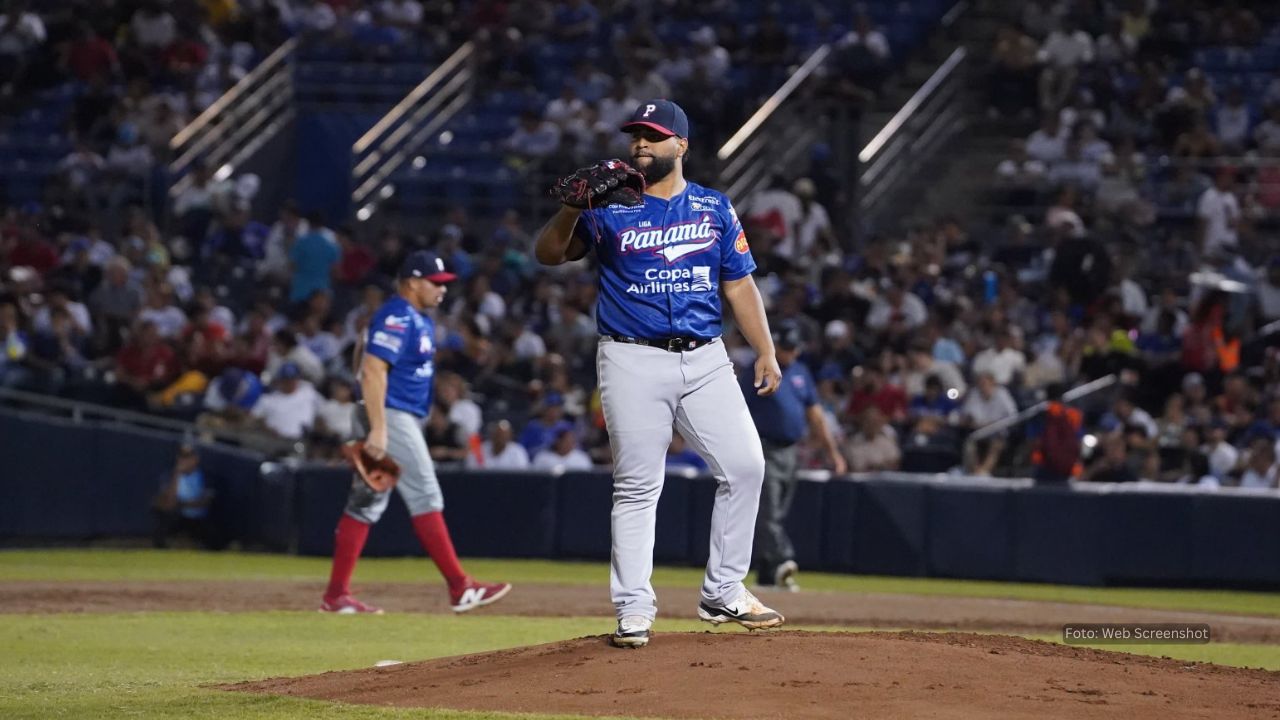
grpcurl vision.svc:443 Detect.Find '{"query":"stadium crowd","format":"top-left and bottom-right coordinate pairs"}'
top-left (0, 0), bottom-right (1277, 489)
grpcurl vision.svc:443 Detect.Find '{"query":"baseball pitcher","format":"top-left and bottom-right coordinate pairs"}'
top-left (535, 100), bottom-right (785, 648)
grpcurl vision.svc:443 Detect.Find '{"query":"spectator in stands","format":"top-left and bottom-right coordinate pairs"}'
top-left (104, 123), bottom-right (154, 213)
top-left (1256, 257), bottom-right (1280, 324)
top-left (151, 444), bottom-right (218, 549)
top-left (88, 258), bottom-right (143, 352)
top-left (259, 201), bottom-right (308, 283)
top-left (251, 362), bottom-right (319, 441)
top-left (1215, 84), bottom-right (1253, 154)
top-left (988, 23), bottom-right (1039, 118)
top-left (198, 366), bottom-right (262, 431)
top-left (0, 0), bottom-right (46, 98)
top-left (265, 329), bottom-right (324, 385)
top-left (960, 372), bottom-right (1018, 429)
top-left (113, 320), bottom-right (177, 407)
top-left (1206, 419), bottom-right (1240, 481)
top-left (466, 419), bottom-right (531, 470)
top-left (378, 0), bottom-right (424, 31)
top-left (1030, 383), bottom-right (1082, 483)
top-left (903, 340), bottom-right (966, 399)
top-left (288, 214), bottom-right (340, 306)
top-left (437, 371), bottom-right (483, 445)
top-left (843, 406), bottom-right (901, 473)
top-left (0, 299), bottom-right (31, 388)
top-left (138, 283), bottom-right (187, 339)
top-left (909, 375), bottom-right (959, 421)
top-left (665, 432), bottom-right (708, 472)
top-left (503, 110), bottom-right (561, 170)
top-left (1240, 437), bottom-right (1279, 489)
top-left (314, 377), bottom-right (356, 444)
top-left (865, 281), bottom-right (928, 335)
top-left (293, 0), bottom-right (338, 34)
top-left (554, 0), bottom-right (599, 42)
top-left (531, 423), bottom-right (592, 471)
top-left (1037, 16), bottom-right (1093, 111)
top-left (1197, 168), bottom-right (1241, 256)
top-left (131, 0), bottom-right (177, 50)
top-left (972, 326), bottom-right (1027, 388)
top-left (744, 175), bottom-right (802, 251)
top-left (27, 306), bottom-right (90, 393)
top-left (1084, 434), bottom-right (1138, 483)
top-left (519, 392), bottom-right (567, 455)
top-left (846, 365), bottom-right (908, 425)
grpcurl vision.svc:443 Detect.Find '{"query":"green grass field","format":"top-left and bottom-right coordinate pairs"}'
top-left (3, 550), bottom-right (1279, 720)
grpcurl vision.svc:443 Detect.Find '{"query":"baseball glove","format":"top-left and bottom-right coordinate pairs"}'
top-left (549, 159), bottom-right (646, 209)
top-left (341, 440), bottom-right (400, 493)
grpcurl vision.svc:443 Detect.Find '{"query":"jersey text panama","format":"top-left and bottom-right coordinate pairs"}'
top-left (575, 180), bottom-right (756, 339)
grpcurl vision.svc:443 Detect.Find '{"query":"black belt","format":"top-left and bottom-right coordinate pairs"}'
top-left (607, 335), bottom-right (718, 353)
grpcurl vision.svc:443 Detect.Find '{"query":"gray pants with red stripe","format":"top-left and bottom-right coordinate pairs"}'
top-left (597, 337), bottom-right (766, 622)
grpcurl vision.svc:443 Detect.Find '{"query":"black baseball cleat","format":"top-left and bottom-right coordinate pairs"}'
top-left (611, 616), bottom-right (652, 648)
top-left (698, 589), bottom-right (785, 630)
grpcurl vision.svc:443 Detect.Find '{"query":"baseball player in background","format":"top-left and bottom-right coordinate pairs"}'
top-left (535, 100), bottom-right (785, 648)
top-left (320, 250), bottom-right (511, 614)
top-left (741, 321), bottom-right (847, 592)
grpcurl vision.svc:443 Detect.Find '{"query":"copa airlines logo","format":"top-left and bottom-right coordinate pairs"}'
top-left (618, 214), bottom-right (718, 262)
top-left (625, 266), bottom-right (712, 294)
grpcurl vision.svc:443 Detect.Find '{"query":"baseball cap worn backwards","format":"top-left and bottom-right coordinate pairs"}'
top-left (399, 249), bottom-right (457, 283)
top-left (620, 99), bottom-right (689, 139)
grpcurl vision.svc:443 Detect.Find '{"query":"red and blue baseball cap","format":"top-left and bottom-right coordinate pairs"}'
top-left (620, 99), bottom-right (689, 139)
top-left (398, 249), bottom-right (457, 282)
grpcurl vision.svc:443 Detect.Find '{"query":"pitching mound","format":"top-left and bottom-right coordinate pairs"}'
top-left (226, 631), bottom-right (1280, 719)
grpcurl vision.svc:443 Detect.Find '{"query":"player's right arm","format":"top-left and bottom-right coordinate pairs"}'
top-left (360, 353), bottom-right (390, 458)
top-left (534, 206), bottom-right (588, 265)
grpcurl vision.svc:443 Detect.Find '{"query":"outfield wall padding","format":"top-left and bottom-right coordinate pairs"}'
top-left (4, 410), bottom-right (1280, 588)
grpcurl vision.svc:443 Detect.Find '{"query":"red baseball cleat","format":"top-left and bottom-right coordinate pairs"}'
top-left (319, 594), bottom-right (384, 614)
top-left (449, 579), bottom-right (512, 613)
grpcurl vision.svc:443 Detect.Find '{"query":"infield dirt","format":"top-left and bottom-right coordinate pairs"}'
top-left (227, 630), bottom-right (1280, 719)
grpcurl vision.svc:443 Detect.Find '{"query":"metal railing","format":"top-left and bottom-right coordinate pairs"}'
top-left (350, 41), bottom-right (477, 219)
top-left (966, 374), bottom-right (1118, 453)
top-left (168, 38), bottom-right (299, 197)
top-left (0, 386), bottom-right (295, 456)
top-left (857, 46), bottom-right (968, 223)
top-left (716, 44), bottom-right (836, 202)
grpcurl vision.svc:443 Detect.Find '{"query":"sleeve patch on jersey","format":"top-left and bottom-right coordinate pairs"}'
top-left (383, 315), bottom-right (409, 332)
top-left (371, 331), bottom-right (402, 353)
top-left (734, 230), bottom-right (750, 254)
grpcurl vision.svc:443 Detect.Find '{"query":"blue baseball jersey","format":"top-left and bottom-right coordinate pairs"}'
top-left (743, 359), bottom-right (818, 445)
top-left (573, 181), bottom-right (756, 339)
top-left (364, 296), bottom-right (437, 417)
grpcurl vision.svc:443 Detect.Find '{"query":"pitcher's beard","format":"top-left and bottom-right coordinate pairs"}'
top-left (637, 154), bottom-right (677, 183)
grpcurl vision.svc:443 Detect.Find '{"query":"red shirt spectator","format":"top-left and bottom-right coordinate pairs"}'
top-left (7, 235), bottom-right (59, 276)
top-left (65, 26), bottom-right (118, 83)
top-left (337, 228), bottom-right (375, 286)
top-left (117, 322), bottom-right (178, 390)
top-left (161, 37), bottom-right (208, 77)
top-left (845, 369), bottom-right (908, 423)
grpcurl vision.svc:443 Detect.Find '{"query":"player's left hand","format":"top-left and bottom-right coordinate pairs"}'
top-left (754, 354), bottom-right (782, 396)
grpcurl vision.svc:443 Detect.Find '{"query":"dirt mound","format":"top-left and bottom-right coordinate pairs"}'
top-left (226, 631), bottom-right (1280, 719)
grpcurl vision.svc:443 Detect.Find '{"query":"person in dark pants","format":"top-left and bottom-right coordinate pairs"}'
top-left (151, 444), bottom-right (219, 549)
top-left (741, 322), bottom-right (847, 591)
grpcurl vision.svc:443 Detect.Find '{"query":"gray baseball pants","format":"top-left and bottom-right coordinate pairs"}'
top-left (344, 405), bottom-right (445, 522)
top-left (597, 337), bottom-right (766, 621)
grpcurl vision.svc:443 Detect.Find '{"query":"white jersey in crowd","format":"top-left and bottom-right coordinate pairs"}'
top-left (1197, 186), bottom-right (1240, 254)
top-left (465, 441), bottom-right (531, 471)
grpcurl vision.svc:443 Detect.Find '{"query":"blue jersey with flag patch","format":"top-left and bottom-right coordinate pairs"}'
top-left (573, 181), bottom-right (756, 339)
top-left (364, 295), bottom-right (436, 417)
